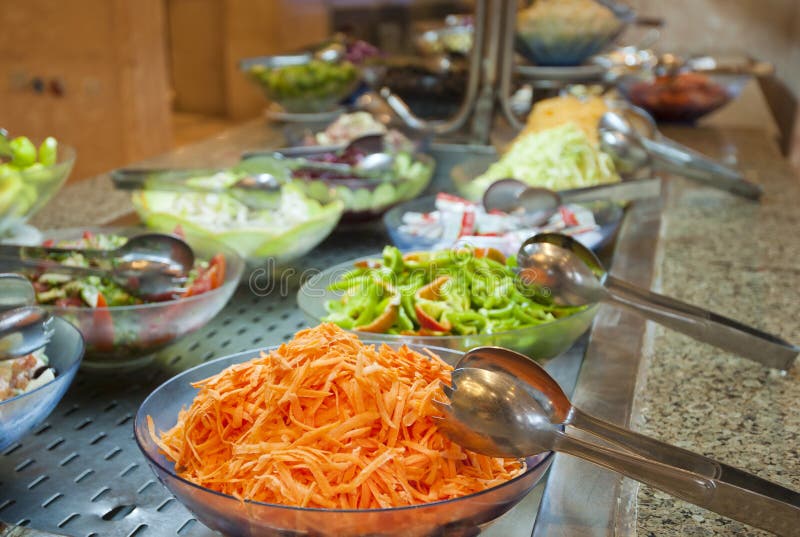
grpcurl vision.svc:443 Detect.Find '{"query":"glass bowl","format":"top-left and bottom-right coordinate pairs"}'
top-left (241, 54), bottom-right (360, 114)
top-left (262, 147), bottom-right (436, 221)
top-left (131, 187), bottom-right (344, 266)
top-left (0, 317), bottom-right (84, 450)
top-left (298, 258), bottom-right (600, 361)
top-left (616, 72), bottom-right (749, 123)
top-left (515, 0), bottom-right (634, 67)
top-left (383, 194), bottom-right (623, 253)
top-left (32, 227), bottom-right (245, 370)
top-left (135, 343), bottom-right (554, 537)
top-left (0, 143), bottom-right (76, 236)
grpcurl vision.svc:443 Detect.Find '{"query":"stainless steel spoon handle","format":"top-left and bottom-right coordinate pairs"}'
top-left (603, 275), bottom-right (798, 370)
top-left (641, 136), bottom-right (763, 200)
top-left (559, 177), bottom-right (662, 205)
top-left (0, 256), bottom-right (109, 279)
top-left (554, 430), bottom-right (800, 536)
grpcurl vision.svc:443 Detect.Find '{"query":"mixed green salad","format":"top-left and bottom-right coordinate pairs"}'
top-left (323, 245), bottom-right (584, 336)
top-left (30, 231), bottom-right (226, 307)
top-left (0, 135), bottom-right (60, 218)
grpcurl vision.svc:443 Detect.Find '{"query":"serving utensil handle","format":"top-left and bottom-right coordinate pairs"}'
top-left (641, 136), bottom-right (763, 200)
top-left (603, 274), bottom-right (798, 370)
top-left (556, 423), bottom-right (800, 535)
top-left (560, 177), bottom-right (662, 204)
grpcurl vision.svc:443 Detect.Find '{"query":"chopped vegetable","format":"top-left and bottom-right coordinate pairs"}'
top-left (323, 246), bottom-right (584, 336)
top-left (26, 232), bottom-right (226, 307)
top-left (466, 123), bottom-right (619, 199)
top-left (150, 323), bottom-right (524, 508)
top-left (0, 350), bottom-right (55, 401)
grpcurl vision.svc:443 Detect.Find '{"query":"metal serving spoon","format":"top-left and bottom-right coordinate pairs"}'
top-left (0, 233), bottom-right (195, 277)
top-left (0, 257), bottom-right (188, 302)
top-left (0, 273), bottom-right (36, 311)
top-left (516, 233), bottom-right (798, 370)
top-left (434, 352), bottom-right (800, 536)
top-left (243, 134), bottom-right (395, 177)
top-left (482, 177), bottom-right (661, 225)
top-left (0, 306), bottom-right (54, 361)
top-left (599, 110), bottom-right (763, 200)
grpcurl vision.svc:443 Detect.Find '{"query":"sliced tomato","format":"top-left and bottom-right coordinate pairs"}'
top-left (54, 296), bottom-right (84, 308)
top-left (82, 230), bottom-right (94, 241)
top-left (356, 304), bottom-right (399, 333)
top-left (91, 293), bottom-right (115, 352)
top-left (182, 254), bottom-right (226, 298)
top-left (42, 239), bottom-right (55, 247)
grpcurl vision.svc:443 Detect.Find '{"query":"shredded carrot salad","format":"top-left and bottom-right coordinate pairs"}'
top-left (150, 323), bottom-right (524, 509)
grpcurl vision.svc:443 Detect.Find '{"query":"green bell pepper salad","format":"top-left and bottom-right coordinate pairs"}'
top-left (323, 245), bottom-right (585, 336)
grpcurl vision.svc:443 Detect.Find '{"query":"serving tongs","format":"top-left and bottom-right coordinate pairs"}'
top-left (516, 233), bottom-right (798, 370)
top-left (435, 347), bottom-right (800, 536)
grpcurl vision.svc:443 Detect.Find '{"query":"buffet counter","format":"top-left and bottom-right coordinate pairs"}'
top-left (17, 84), bottom-right (799, 536)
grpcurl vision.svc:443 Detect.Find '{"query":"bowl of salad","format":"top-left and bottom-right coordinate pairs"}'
top-left (516, 0), bottom-right (634, 67)
top-left (130, 171), bottom-right (344, 266)
top-left (298, 246), bottom-right (599, 361)
top-left (0, 135), bottom-right (76, 236)
top-left (242, 54), bottom-right (360, 114)
top-left (1, 316), bottom-right (84, 450)
top-left (251, 145), bottom-right (435, 221)
top-left (136, 324), bottom-right (554, 537)
top-left (20, 228), bottom-right (245, 370)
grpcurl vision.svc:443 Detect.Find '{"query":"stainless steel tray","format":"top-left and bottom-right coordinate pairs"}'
top-left (0, 145), bottom-right (662, 537)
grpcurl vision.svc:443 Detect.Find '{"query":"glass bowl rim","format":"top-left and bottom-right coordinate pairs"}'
top-left (298, 255), bottom-right (601, 343)
top-left (0, 316), bottom-right (84, 407)
top-left (134, 342), bottom-right (554, 514)
top-left (33, 226), bottom-right (246, 313)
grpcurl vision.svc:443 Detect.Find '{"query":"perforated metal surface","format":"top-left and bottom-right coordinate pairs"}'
top-left (0, 229), bottom-right (391, 537)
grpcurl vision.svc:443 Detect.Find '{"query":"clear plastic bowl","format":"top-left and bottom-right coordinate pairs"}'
top-left (616, 72), bottom-right (749, 123)
top-left (0, 144), bottom-right (76, 236)
top-left (240, 54), bottom-right (360, 114)
top-left (262, 147), bottom-right (436, 221)
top-left (298, 258), bottom-right (600, 362)
top-left (135, 343), bottom-right (554, 537)
top-left (34, 227), bottom-right (245, 370)
top-left (131, 189), bottom-right (344, 266)
top-left (0, 317), bottom-right (84, 450)
top-left (383, 194), bottom-right (623, 253)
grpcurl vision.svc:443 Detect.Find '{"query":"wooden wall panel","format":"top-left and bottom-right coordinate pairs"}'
top-left (0, 0), bottom-right (172, 182)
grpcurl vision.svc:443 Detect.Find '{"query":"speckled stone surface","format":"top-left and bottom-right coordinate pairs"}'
top-left (633, 127), bottom-right (800, 536)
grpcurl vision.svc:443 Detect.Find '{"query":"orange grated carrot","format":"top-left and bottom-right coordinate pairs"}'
top-left (149, 323), bottom-right (524, 509)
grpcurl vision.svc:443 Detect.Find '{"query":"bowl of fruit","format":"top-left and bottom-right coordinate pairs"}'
top-left (0, 133), bottom-right (75, 236)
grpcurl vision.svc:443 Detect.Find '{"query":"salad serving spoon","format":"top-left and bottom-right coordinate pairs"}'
top-left (482, 177), bottom-right (661, 225)
top-left (515, 233), bottom-right (798, 370)
top-left (0, 305), bottom-right (54, 361)
top-left (0, 273), bottom-right (36, 311)
top-left (0, 256), bottom-right (189, 302)
top-left (0, 233), bottom-right (195, 277)
top-left (434, 349), bottom-right (800, 536)
top-left (599, 110), bottom-right (763, 200)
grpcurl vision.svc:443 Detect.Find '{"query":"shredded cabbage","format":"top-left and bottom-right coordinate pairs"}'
top-left (468, 123), bottom-right (619, 198)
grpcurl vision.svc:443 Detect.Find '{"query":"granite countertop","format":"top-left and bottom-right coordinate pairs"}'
top-left (633, 127), bottom-right (799, 536)
top-left (30, 104), bottom-right (799, 535)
